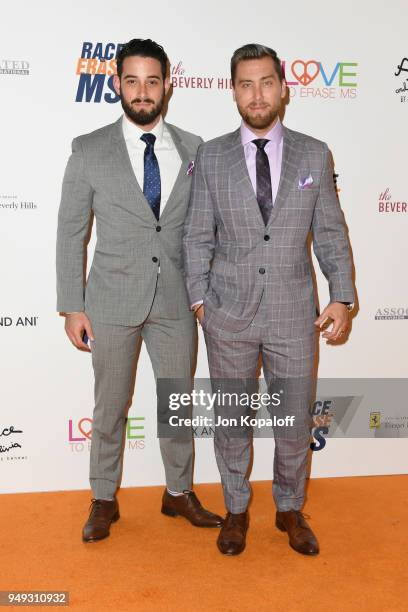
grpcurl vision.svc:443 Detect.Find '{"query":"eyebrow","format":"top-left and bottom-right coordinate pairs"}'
top-left (238, 74), bottom-right (276, 83)
top-left (123, 74), bottom-right (161, 80)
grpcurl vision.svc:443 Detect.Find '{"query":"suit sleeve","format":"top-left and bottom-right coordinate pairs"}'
top-left (56, 137), bottom-right (94, 313)
top-left (311, 143), bottom-right (355, 304)
top-left (182, 144), bottom-right (216, 305)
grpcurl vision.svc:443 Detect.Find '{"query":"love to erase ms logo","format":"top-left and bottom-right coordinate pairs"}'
top-left (282, 59), bottom-right (358, 99)
top-left (68, 416), bottom-right (145, 451)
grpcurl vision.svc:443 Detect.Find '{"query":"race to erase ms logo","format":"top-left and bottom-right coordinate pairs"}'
top-left (68, 416), bottom-right (145, 451)
top-left (75, 41), bottom-right (123, 103)
top-left (309, 395), bottom-right (357, 451)
top-left (310, 400), bottom-right (334, 451)
top-left (282, 59), bottom-right (358, 99)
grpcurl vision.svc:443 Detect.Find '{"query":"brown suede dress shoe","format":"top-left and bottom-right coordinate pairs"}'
top-left (276, 510), bottom-right (319, 556)
top-left (217, 511), bottom-right (249, 556)
top-left (82, 498), bottom-right (120, 542)
top-left (161, 489), bottom-right (223, 527)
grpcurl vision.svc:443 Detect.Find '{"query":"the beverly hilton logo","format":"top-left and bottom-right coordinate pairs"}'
top-left (171, 61), bottom-right (231, 90)
top-left (378, 188), bottom-right (407, 213)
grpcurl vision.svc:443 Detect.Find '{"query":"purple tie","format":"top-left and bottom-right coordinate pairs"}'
top-left (252, 138), bottom-right (272, 225)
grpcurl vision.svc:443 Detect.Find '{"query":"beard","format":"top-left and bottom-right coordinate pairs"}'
top-left (120, 90), bottom-right (165, 126)
top-left (238, 104), bottom-right (279, 130)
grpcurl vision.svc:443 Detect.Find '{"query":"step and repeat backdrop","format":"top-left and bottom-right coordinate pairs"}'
top-left (1, 0), bottom-right (407, 494)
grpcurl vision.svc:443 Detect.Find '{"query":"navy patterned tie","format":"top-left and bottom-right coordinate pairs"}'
top-left (140, 133), bottom-right (161, 220)
top-left (252, 138), bottom-right (272, 225)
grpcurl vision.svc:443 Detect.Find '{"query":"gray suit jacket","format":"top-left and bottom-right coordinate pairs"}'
top-left (182, 126), bottom-right (355, 337)
top-left (56, 117), bottom-right (202, 325)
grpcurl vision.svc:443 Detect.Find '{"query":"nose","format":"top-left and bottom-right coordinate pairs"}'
top-left (136, 81), bottom-right (147, 99)
top-left (253, 82), bottom-right (263, 101)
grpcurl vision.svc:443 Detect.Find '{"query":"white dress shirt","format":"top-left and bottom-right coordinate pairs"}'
top-left (122, 114), bottom-right (181, 214)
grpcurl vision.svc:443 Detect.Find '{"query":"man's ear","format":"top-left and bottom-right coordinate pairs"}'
top-left (232, 85), bottom-right (236, 102)
top-left (281, 78), bottom-right (287, 100)
top-left (164, 77), bottom-right (171, 96)
top-left (113, 75), bottom-right (121, 97)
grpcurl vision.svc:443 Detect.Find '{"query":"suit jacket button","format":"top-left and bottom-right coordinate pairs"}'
top-left (152, 256), bottom-right (158, 263)
top-left (259, 267), bottom-right (266, 274)
top-left (264, 235), bottom-right (270, 241)
top-left (156, 226), bottom-right (161, 232)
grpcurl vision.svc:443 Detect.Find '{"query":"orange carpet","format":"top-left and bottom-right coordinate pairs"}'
top-left (1, 476), bottom-right (407, 611)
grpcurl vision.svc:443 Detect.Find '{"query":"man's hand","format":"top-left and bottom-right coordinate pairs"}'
top-left (314, 302), bottom-right (350, 342)
top-left (64, 312), bottom-right (94, 352)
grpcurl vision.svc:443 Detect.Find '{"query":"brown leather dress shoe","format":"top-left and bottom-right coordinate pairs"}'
top-left (217, 511), bottom-right (249, 556)
top-left (161, 489), bottom-right (223, 527)
top-left (82, 498), bottom-right (120, 542)
top-left (276, 510), bottom-right (319, 556)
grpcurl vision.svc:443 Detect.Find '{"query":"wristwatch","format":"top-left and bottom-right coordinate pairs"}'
top-left (339, 302), bottom-right (353, 311)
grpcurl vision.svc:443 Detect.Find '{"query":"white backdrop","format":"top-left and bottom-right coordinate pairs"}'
top-left (1, 0), bottom-right (407, 494)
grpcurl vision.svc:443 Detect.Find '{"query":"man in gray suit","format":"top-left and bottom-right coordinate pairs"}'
top-left (183, 44), bottom-right (355, 556)
top-left (57, 38), bottom-right (222, 542)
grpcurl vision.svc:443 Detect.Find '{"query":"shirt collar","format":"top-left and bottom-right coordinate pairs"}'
top-left (122, 113), bottom-right (164, 145)
top-left (240, 117), bottom-right (283, 147)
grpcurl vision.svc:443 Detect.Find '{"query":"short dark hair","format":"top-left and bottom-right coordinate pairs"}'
top-left (231, 43), bottom-right (283, 84)
top-left (116, 38), bottom-right (168, 80)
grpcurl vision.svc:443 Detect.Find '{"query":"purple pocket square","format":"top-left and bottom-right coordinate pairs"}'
top-left (298, 174), bottom-right (314, 189)
top-left (186, 161), bottom-right (195, 176)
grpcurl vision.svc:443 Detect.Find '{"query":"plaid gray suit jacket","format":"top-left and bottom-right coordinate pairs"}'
top-left (56, 117), bottom-right (202, 326)
top-left (182, 125), bottom-right (355, 337)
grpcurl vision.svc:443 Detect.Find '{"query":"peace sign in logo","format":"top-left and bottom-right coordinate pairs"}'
top-left (291, 60), bottom-right (320, 86)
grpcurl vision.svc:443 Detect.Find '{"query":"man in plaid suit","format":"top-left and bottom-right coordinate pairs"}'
top-left (183, 43), bottom-right (354, 556)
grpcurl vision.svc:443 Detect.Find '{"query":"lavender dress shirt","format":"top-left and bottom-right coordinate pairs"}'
top-left (240, 118), bottom-right (284, 204)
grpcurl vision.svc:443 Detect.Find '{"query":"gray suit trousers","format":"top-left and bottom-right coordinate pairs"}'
top-left (88, 274), bottom-right (197, 499)
top-left (203, 296), bottom-right (316, 514)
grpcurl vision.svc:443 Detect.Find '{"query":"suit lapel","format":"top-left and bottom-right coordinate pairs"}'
top-left (227, 129), bottom-right (265, 228)
top-left (159, 123), bottom-right (191, 222)
top-left (266, 127), bottom-right (302, 227)
top-left (111, 117), bottom-right (158, 223)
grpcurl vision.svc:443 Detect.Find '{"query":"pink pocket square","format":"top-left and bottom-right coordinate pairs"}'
top-left (186, 161), bottom-right (195, 176)
top-left (298, 174), bottom-right (314, 189)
